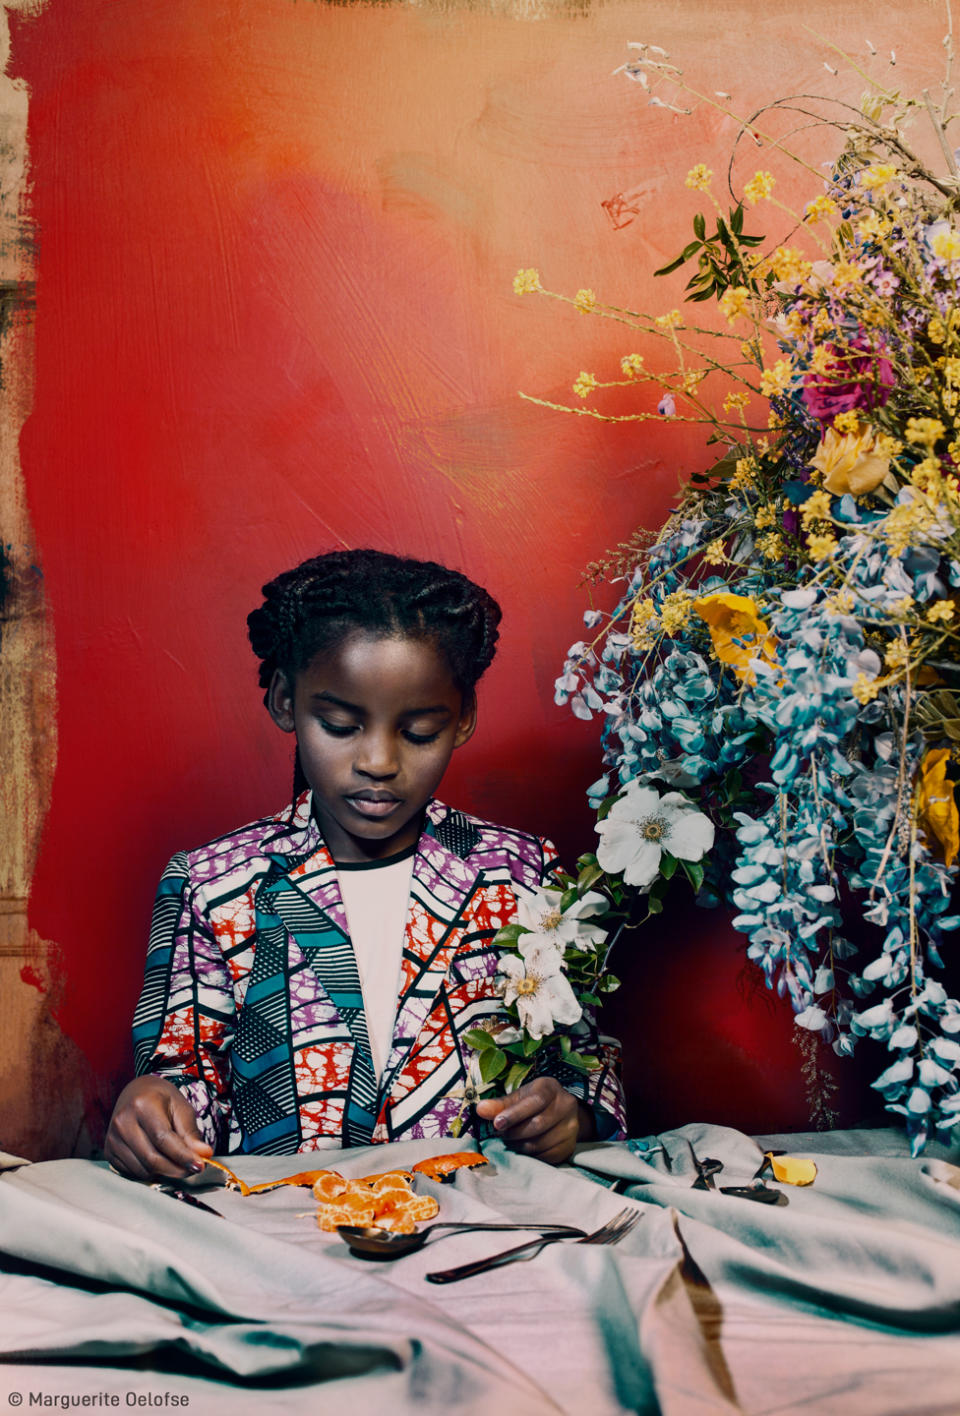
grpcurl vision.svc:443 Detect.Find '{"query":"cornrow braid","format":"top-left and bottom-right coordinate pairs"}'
top-left (247, 548), bottom-right (502, 704)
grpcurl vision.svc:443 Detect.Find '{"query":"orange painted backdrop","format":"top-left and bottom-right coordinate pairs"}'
top-left (9, 0), bottom-right (946, 1152)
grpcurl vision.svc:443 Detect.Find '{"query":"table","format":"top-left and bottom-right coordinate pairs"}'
top-left (1, 1125), bottom-right (959, 1415)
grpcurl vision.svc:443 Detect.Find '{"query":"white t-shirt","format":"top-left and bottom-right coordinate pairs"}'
top-left (336, 846), bottom-right (415, 1082)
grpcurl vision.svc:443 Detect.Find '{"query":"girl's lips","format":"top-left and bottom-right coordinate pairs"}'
top-left (346, 795), bottom-right (403, 819)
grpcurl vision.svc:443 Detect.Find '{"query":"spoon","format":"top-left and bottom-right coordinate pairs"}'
top-left (338, 1220), bottom-right (585, 1260)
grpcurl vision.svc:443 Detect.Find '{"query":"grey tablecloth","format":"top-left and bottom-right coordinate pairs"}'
top-left (1, 1126), bottom-right (959, 1414)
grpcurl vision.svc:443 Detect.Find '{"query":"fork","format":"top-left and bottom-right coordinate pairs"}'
top-left (424, 1206), bottom-right (642, 1284)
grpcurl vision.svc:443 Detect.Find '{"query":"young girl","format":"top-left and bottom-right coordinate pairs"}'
top-left (105, 550), bottom-right (624, 1179)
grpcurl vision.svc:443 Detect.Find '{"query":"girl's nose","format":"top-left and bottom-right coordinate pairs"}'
top-left (354, 731), bottom-right (399, 779)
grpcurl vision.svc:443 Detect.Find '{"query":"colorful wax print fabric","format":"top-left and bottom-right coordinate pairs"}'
top-left (131, 793), bottom-right (625, 1154)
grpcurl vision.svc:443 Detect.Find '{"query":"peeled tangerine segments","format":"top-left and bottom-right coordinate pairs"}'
top-left (312, 1171), bottom-right (349, 1203)
top-left (358, 1170), bottom-right (416, 1191)
top-left (764, 1152), bottom-right (818, 1186)
top-left (317, 1204), bottom-right (376, 1232)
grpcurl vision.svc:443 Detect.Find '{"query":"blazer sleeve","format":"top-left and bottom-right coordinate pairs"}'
top-left (131, 853), bottom-right (236, 1150)
top-left (532, 838), bottom-right (627, 1141)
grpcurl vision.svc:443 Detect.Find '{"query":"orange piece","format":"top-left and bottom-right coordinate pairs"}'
top-left (312, 1171), bottom-right (348, 1203)
top-left (358, 1170), bottom-right (415, 1191)
top-left (317, 1203), bottom-right (376, 1232)
top-left (246, 1169), bottom-right (339, 1195)
top-left (411, 1152), bottom-right (488, 1184)
top-left (203, 1158), bottom-right (250, 1195)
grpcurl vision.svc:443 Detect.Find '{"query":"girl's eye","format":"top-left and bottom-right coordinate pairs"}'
top-left (403, 729), bottom-right (442, 745)
top-left (318, 719), bottom-right (357, 737)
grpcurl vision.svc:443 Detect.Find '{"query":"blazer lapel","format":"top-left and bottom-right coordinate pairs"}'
top-left (379, 805), bottom-right (485, 1099)
top-left (260, 844), bottom-right (379, 1145)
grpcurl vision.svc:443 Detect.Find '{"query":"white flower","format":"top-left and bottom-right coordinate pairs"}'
top-left (515, 885), bottom-right (608, 950)
top-left (595, 782), bottom-right (714, 891)
top-left (499, 936), bottom-right (583, 1039)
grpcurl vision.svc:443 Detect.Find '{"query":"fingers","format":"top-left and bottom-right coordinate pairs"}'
top-left (106, 1079), bottom-right (210, 1181)
top-left (479, 1079), bottom-right (581, 1165)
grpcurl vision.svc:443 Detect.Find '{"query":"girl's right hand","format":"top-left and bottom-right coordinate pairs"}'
top-left (104, 1076), bottom-right (213, 1180)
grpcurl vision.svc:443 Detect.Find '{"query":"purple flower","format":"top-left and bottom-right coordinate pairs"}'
top-left (801, 340), bottom-right (894, 424)
top-left (658, 393), bottom-right (677, 418)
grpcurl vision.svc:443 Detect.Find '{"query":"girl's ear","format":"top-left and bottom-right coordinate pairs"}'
top-left (266, 669), bottom-right (296, 734)
top-left (454, 693), bottom-right (478, 749)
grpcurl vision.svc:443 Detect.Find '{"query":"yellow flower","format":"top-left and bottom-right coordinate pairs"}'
top-left (804, 194), bottom-right (838, 223)
top-left (860, 163), bottom-right (897, 190)
top-left (826, 590), bottom-right (856, 615)
top-left (884, 640), bottom-right (910, 670)
top-left (754, 504), bottom-right (776, 529)
top-left (572, 371), bottom-right (598, 399)
top-left (891, 595), bottom-right (915, 616)
top-left (916, 748), bottom-right (960, 868)
top-left (760, 359), bottom-right (794, 397)
top-left (832, 260), bottom-right (863, 291)
top-left (513, 267), bottom-right (542, 294)
top-left (809, 344), bottom-right (834, 376)
top-left (852, 672), bottom-right (881, 704)
top-left (660, 590), bottom-right (694, 635)
top-left (928, 316), bottom-right (947, 345)
top-left (926, 600), bottom-right (956, 624)
top-left (800, 489), bottom-right (832, 527)
top-left (723, 390), bottom-right (750, 413)
top-left (685, 163), bottom-right (713, 190)
top-left (730, 456), bottom-right (757, 491)
top-left (769, 246), bottom-right (812, 284)
top-left (812, 307), bottom-right (833, 335)
top-left (809, 424), bottom-right (890, 497)
top-left (744, 170), bottom-right (776, 204)
top-left (806, 532), bottom-right (838, 561)
top-left (574, 288), bottom-right (597, 313)
top-left (856, 211), bottom-right (891, 242)
top-left (933, 229), bottom-right (960, 263)
top-left (906, 417), bottom-right (946, 448)
top-left (693, 593), bottom-right (777, 685)
top-left (630, 597), bottom-right (659, 651)
top-left (719, 286), bottom-right (751, 322)
top-left (832, 410), bottom-right (861, 436)
top-left (620, 353), bottom-right (645, 378)
top-left (655, 309), bottom-right (684, 330)
top-left (703, 538), bottom-right (726, 565)
top-left (758, 532), bottom-right (784, 561)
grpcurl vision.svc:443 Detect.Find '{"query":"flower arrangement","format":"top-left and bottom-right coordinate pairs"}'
top-left (500, 29), bottom-right (960, 1153)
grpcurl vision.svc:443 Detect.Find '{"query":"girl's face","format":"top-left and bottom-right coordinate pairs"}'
top-left (267, 630), bottom-right (476, 863)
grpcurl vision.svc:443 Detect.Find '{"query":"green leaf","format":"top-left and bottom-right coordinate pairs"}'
top-left (463, 1028), bottom-right (497, 1051)
top-left (647, 895), bottom-right (663, 915)
top-left (693, 212), bottom-right (706, 240)
top-left (731, 203), bottom-right (744, 235)
top-left (479, 1047), bottom-right (507, 1083)
top-left (659, 851), bottom-right (678, 881)
top-left (578, 861), bottom-right (604, 892)
top-left (560, 887), bottom-right (578, 911)
top-left (682, 859), bottom-right (705, 893)
top-left (681, 238), bottom-right (703, 260)
top-left (494, 923), bottom-right (525, 945)
top-left (522, 1032), bottom-right (544, 1057)
top-left (564, 1050), bottom-right (598, 1073)
top-left (654, 252), bottom-right (690, 277)
top-left (598, 973), bottom-right (621, 993)
top-left (580, 992), bottom-right (601, 1006)
top-left (505, 1062), bottom-right (533, 1093)
top-left (450, 1116), bottom-right (463, 1138)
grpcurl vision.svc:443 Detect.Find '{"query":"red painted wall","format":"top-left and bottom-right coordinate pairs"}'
top-left (11, 0), bottom-right (939, 1149)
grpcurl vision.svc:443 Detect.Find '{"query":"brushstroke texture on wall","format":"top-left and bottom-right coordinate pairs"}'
top-left (5, 0), bottom-right (946, 1155)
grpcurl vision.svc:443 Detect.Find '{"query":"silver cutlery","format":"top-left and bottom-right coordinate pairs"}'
top-left (338, 1219), bottom-right (586, 1260)
top-left (425, 1205), bottom-right (642, 1283)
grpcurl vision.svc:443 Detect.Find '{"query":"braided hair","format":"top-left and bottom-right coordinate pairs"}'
top-left (247, 549), bottom-right (502, 708)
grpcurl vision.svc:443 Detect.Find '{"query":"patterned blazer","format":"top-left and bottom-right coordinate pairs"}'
top-left (132, 792), bottom-right (626, 1154)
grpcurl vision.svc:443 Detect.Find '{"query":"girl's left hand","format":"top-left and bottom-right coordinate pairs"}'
top-left (475, 1077), bottom-right (594, 1165)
